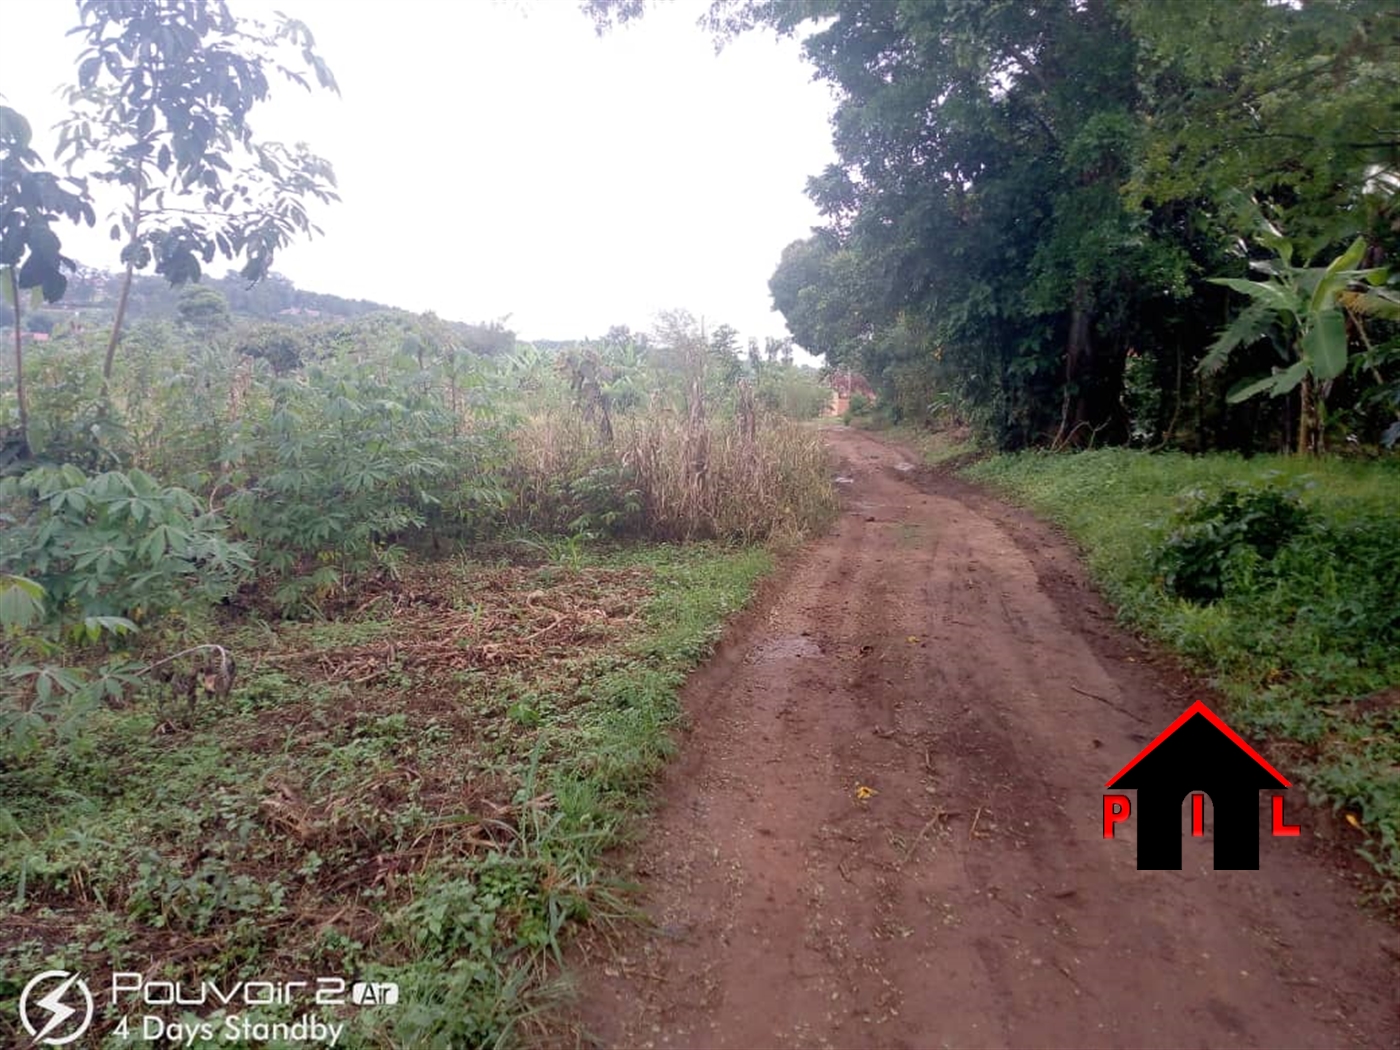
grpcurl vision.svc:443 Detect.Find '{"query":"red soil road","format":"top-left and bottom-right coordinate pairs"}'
top-left (566, 426), bottom-right (1400, 1050)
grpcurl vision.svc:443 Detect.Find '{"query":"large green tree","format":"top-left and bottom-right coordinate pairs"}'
top-left (588, 0), bottom-right (1400, 451)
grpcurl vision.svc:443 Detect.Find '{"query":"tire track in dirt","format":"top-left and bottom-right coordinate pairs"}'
top-left (564, 426), bottom-right (1400, 1050)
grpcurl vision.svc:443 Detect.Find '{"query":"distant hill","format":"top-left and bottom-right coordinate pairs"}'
top-left (21, 266), bottom-right (392, 324)
top-left (2, 265), bottom-right (515, 356)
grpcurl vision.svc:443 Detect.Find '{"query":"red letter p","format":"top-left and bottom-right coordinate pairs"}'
top-left (1103, 794), bottom-right (1131, 838)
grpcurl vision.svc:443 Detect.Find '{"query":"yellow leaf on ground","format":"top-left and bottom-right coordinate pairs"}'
top-left (855, 785), bottom-right (878, 800)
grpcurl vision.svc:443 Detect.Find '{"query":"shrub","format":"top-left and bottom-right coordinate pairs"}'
top-left (506, 409), bottom-right (836, 543)
top-left (756, 367), bottom-right (830, 420)
top-left (966, 449), bottom-right (1400, 886)
top-left (221, 357), bottom-right (502, 609)
top-left (843, 393), bottom-right (872, 425)
top-left (0, 464), bottom-right (249, 626)
top-left (1152, 482), bottom-right (1312, 602)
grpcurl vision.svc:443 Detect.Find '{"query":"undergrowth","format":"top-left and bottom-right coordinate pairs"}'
top-left (964, 449), bottom-right (1400, 893)
top-left (886, 423), bottom-right (983, 467)
top-left (0, 543), bottom-right (770, 1048)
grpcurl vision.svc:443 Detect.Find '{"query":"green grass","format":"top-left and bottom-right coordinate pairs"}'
top-left (886, 423), bottom-right (984, 467)
top-left (0, 543), bottom-right (771, 1048)
top-left (964, 449), bottom-right (1400, 894)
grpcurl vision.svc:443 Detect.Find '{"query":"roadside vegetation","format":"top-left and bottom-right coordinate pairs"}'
top-left (701, 0), bottom-right (1400, 459)
top-left (0, 293), bottom-right (835, 1045)
top-left (5, 1), bottom-right (1399, 1043)
top-left (0, 8), bottom-right (837, 1044)
top-left (964, 451), bottom-right (1400, 895)
top-left (0, 543), bottom-right (774, 1046)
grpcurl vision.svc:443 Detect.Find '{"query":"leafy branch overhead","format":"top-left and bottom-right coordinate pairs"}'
top-left (1205, 236), bottom-right (1389, 401)
top-left (57, 0), bottom-right (340, 288)
top-left (0, 106), bottom-right (96, 303)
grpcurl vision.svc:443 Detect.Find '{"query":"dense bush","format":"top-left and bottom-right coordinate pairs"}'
top-left (507, 408), bottom-right (835, 542)
top-left (1152, 483), bottom-right (1313, 602)
top-left (0, 304), bottom-right (838, 755)
top-left (221, 357), bottom-right (481, 609)
top-left (756, 367), bottom-right (829, 420)
top-left (0, 464), bottom-right (249, 627)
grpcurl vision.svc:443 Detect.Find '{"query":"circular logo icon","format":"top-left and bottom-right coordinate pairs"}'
top-left (19, 970), bottom-right (94, 1046)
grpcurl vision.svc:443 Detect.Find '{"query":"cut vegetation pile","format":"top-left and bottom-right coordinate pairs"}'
top-left (0, 545), bottom-right (770, 1047)
top-left (964, 449), bottom-right (1400, 894)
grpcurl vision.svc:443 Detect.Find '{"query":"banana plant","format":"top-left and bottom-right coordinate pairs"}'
top-left (1201, 224), bottom-right (1389, 454)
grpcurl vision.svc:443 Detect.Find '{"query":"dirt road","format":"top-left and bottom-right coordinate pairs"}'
top-left (567, 426), bottom-right (1400, 1049)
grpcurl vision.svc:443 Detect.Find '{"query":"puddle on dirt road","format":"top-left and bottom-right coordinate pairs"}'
top-left (747, 635), bottom-right (823, 663)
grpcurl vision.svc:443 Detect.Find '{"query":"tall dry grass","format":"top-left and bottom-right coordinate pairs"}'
top-left (506, 404), bottom-right (836, 542)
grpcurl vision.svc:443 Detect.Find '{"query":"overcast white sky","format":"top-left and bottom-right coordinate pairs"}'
top-left (1, 0), bottom-right (837, 354)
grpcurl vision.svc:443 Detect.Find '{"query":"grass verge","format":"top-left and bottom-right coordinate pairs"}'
top-left (963, 449), bottom-right (1400, 897)
top-left (884, 423), bottom-right (984, 467)
top-left (0, 543), bottom-right (771, 1047)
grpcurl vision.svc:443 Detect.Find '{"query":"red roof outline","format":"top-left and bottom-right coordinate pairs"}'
top-left (1104, 700), bottom-right (1290, 789)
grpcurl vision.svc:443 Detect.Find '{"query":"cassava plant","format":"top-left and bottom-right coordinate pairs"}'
top-left (0, 463), bottom-right (249, 628)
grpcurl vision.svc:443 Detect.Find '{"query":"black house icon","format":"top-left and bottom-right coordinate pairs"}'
top-left (1106, 701), bottom-right (1289, 870)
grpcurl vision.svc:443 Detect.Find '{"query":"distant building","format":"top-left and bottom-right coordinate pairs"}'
top-left (824, 370), bottom-right (876, 417)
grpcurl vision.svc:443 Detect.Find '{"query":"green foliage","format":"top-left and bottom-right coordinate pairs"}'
top-left (0, 105), bottom-right (95, 304)
top-left (175, 286), bottom-right (232, 336)
top-left (0, 575), bottom-right (146, 755)
top-left (58, 0), bottom-right (340, 289)
top-left (0, 460), bottom-right (245, 752)
top-left (1201, 220), bottom-right (1391, 451)
top-left (7, 339), bottom-right (114, 469)
top-left (1151, 483), bottom-right (1312, 602)
top-left (0, 463), bottom-right (249, 624)
top-left (966, 448), bottom-right (1400, 887)
top-left (221, 357), bottom-right (489, 608)
top-left (234, 322), bottom-right (305, 374)
top-left (754, 364), bottom-right (829, 420)
top-left (699, 0), bottom-right (1400, 453)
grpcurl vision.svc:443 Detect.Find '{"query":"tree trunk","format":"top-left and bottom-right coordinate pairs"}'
top-left (102, 182), bottom-right (143, 393)
top-left (8, 266), bottom-right (27, 455)
top-left (103, 257), bottom-right (136, 388)
top-left (1055, 281), bottom-right (1129, 447)
top-left (1297, 376), bottom-right (1312, 455)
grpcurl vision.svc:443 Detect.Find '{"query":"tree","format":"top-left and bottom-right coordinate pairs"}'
top-left (703, 0), bottom-right (1398, 450)
top-left (176, 285), bottom-right (232, 337)
top-left (55, 0), bottom-right (340, 389)
top-left (1124, 0), bottom-right (1400, 255)
top-left (0, 104), bottom-right (95, 455)
top-left (716, 1), bottom-right (1168, 445)
top-left (1202, 226), bottom-right (1389, 455)
top-left (235, 322), bottom-right (305, 375)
